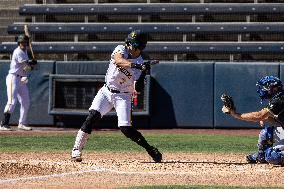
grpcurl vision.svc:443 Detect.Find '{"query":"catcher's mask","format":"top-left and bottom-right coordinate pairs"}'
top-left (17, 35), bottom-right (29, 45)
top-left (256, 76), bottom-right (283, 101)
top-left (125, 30), bottom-right (148, 50)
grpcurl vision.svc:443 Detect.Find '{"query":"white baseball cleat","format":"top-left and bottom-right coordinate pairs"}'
top-left (18, 124), bottom-right (32, 131)
top-left (71, 149), bottom-right (82, 162)
top-left (0, 124), bottom-right (12, 131)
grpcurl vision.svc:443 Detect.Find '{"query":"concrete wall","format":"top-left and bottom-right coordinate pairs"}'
top-left (0, 60), bottom-right (281, 128)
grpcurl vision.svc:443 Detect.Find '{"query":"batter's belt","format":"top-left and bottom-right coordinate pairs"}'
top-left (105, 85), bottom-right (129, 94)
top-left (10, 73), bottom-right (25, 78)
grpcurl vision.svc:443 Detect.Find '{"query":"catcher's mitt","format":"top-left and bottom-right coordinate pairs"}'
top-left (221, 94), bottom-right (236, 114)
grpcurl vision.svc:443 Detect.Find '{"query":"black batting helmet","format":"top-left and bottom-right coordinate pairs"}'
top-left (125, 30), bottom-right (148, 50)
top-left (17, 35), bottom-right (29, 45)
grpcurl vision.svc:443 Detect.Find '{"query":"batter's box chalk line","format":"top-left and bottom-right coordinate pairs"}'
top-left (0, 164), bottom-right (199, 185)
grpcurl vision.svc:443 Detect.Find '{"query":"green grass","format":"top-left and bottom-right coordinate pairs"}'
top-left (122, 186), bottom-right (284, 189)
top-left (0, 132), bottom-right (258, 153)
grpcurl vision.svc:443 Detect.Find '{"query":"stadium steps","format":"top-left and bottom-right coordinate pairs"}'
top-left (34, 0), bottom-right (280, 4)
top-left (0, 0), bottom-right (35, 42)
top-left (7, 22), bottom-right (284, 42)
top-left (2, 0), bottom-right (35, 9)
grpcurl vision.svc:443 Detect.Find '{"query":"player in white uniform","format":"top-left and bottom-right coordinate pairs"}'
top-left (71, 30), bottom-right (162, 162)
top-left (0, 35), bottom-right (37, 131)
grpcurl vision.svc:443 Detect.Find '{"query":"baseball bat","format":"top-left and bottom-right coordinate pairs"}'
top-left (24, 25), bottom-right (36, 60)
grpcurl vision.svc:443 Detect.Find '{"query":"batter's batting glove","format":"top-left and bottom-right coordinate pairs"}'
top-left (28, 59), bottom-right (38, 70)
top-left (131, 62), bottom-right (148, 71)
top-left (131, 60), bottom-right (159, 72)
top-left (28, 59), bottom-right (37, 66)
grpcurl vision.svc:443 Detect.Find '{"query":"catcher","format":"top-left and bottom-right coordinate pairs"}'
top-left (221, 76), bottom-right (284, 165)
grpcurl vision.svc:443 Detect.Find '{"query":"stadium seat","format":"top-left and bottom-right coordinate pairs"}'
top-left (2, 41), bottom-right (284, 54)
top-left (19, 3), bottom-right (284, 16)
top-left (8, 22), bottom-right (284, 35)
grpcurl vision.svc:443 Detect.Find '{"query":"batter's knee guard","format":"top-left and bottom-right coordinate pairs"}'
top-left (80, 110), bottom-right (101, 134)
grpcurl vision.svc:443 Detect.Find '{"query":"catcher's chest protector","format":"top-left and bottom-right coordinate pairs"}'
top-left (268, 94), bottom-right (284, 127)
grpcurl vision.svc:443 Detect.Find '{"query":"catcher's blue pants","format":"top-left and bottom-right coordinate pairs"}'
top-left (265, 147), bottom-right (284, 164)
top-left (256, 125), bottom-right (284, 164)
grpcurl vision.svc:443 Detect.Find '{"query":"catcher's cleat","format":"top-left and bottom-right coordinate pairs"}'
top-left (147, 147), bottom-right (162, 163)
top-left (246, 152), bottom-right (267, 164)
top-left (71, 149), bottom-right (82, 162)
top-left (18, 124), bottom-right (32, 131)
top-left (246, 153), bottom-right (258, 164)
top-left (0, 124), bottom-right (12, 131)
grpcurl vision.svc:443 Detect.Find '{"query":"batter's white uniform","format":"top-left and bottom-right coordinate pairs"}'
top-left (90, 45), bottom-right (143, 126)
top-left (4, 46), bottom-right (30, 125)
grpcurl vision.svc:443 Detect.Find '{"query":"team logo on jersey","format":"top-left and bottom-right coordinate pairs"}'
top-left (117, 66), bottom-right (132, 79)
top-left (131, 32), bottom-right (137, 38)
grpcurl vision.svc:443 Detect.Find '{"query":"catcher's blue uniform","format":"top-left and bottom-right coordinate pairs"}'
top-left (248, 91), bottom-right (284, 165)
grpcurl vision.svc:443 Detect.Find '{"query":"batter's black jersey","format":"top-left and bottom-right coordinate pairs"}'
top-left (267, 92), bottom-right (284, 127)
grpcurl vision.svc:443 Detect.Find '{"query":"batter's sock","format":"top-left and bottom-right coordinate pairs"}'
top-left (135, 135), bottom-right (153, 151)
top-left (73, 129), bottom-right (90, 152)
top-left (1, 112), bottom-right (10, 126)
top-left (120, 127), bottom-right (153, 151)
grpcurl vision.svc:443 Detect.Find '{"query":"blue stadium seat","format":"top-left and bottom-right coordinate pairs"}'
top-left (7, 22), bottom-right (284, 34)
top-left (19, 3), bottom-right (284, 15)
top-left (2, 42), bottom-right (284, 54)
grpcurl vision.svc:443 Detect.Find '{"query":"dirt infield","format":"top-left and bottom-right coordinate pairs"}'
top-left (1, 128), bottom-right (283, 189)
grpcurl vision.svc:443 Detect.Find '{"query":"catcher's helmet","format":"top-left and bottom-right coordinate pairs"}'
top-left (17, 35), bottom-right (29, 44)
top-left (125, 30), bottom-right (148, 50)
top-left (256, 76), bottom-right (283, 101)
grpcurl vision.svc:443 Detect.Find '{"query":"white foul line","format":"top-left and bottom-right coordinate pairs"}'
top-left (1, 162), bottom-right (269, 185)
top-left (0, 165), bottom-right (196, 185)
top-left (0, 167), bottom-right (105, 184)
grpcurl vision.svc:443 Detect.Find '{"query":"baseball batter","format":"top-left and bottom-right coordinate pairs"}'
top-left (71, 30), bottom-right (162, 163)
top-left (222, 76), bottom-right (284, 165)
top-left (0, 35), bottom-right (37, 131)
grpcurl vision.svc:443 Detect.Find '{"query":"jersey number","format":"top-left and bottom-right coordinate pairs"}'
top-left (119, 78), bottom-right (126, 85)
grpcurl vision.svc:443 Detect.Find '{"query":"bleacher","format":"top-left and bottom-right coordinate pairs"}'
top-left (1, 0), bottom-right (284, 61)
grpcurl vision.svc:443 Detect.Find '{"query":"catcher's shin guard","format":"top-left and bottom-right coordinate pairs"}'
top-left (71, 129), bottom-right (90, 162)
